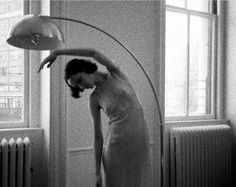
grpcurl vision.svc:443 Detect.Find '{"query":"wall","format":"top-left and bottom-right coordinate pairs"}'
top-left (225, 0), bottom-right (236, 185)
top-left (51, 1), bottom-right (164, 187)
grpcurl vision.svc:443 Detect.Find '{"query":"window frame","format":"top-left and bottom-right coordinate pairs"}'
top-left (165, 1), bottom-right (218, 121)
top-left (0, 0), bottom-right (40, 129)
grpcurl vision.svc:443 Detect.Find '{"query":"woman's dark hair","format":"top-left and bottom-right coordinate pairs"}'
top-left (64, 58), bottom-right (98, 98)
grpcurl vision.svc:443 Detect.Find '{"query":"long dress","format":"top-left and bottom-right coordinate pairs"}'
top-left (93, 69), bottom-right (153, 187)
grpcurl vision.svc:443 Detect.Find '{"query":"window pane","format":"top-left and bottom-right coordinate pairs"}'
top-left (0, 0), bottom-right (24, 122)
top-left (189, 15), bottom-right (211, 116)
top-left (165, 11), bottom-right (188, 117)
top-left (166, 0), bottom-right (186, 8)
top-left (187, 0), bottom-right (209, 12)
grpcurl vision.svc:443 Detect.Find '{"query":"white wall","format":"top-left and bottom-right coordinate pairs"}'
top-left (50, 1), bottom-right (164, 187)
top-left (225, 0), bottom-right (236, 185)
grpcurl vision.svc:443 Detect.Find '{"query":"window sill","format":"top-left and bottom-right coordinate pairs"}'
top-left (0, 127), bottom-right (43, 133)
top-left (165, 119), bottom-right (230, 126)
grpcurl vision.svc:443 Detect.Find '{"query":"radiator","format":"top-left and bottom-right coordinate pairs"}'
top-left (0, 137), bottom-right (31, 187)
top-left (170, 125), bottom-right (232, 187)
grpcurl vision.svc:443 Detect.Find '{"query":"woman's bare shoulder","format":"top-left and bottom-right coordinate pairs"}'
top-left (110, 67), bottom-right (129, 82)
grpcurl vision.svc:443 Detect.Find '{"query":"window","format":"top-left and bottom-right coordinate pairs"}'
top-left (165, 0), bottom-right (217, 120)
top-left (0, 0), bottom-right (40, 128)
top-left (0, 0), bottom-right (25, 126)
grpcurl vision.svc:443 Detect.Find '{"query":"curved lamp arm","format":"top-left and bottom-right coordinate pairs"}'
top-left (7, 14), bottom-right (162, 124)
top-left (51, 17), bottom-right (164, 187)
top-left (51, 16), bottom-right (163, 125)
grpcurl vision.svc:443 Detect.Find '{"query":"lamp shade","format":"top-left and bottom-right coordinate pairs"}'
top-left (7, 15), bottom-right (64, 50)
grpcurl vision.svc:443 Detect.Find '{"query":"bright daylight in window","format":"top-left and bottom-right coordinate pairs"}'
top-left (0, 0), bottom-right (24, 123)
top-left (165, 0), bottom-right (217, 119)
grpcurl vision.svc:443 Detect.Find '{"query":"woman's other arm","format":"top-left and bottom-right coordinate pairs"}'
top-left (38, 48), bottom-right (119, 73)
top-left (56, 48), bottom-right (119, 72)
top-left (89, 93), bottom-right (103, 187)
top-left (38, 48), bottom-right (95, 72)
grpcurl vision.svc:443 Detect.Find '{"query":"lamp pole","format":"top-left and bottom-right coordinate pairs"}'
top-left (50, 16), bottom-right (164, 187)
top-left (7, 15), bottom-right (164, 187)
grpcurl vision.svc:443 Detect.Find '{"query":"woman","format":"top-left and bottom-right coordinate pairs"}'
top-left (38, 48), bottom-right (152, 187)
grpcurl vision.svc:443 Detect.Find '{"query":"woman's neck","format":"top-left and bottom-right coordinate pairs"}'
top-left (94, 71), bottom-right (109, 87)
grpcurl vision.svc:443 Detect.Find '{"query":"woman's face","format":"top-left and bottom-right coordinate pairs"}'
top-left (67, 72), bottom-right (95, 90)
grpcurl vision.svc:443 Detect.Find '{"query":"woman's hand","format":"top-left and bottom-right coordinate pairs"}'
top-left (96, 174), bottom-right (102, 187)
top-left (37, 51), bottom-right (58, 73)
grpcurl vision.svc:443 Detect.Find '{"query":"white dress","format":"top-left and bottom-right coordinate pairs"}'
top-left (93, 69), bottom-right (152, 187)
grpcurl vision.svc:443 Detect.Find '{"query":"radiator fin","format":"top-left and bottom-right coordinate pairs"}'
top-left (9, 138), bottom-right (16, 187)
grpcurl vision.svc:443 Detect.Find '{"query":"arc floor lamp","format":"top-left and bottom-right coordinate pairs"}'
top-left (6, 14), bottom-right (164, 186)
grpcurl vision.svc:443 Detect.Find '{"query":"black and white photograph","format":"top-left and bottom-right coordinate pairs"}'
top-left (0, 0), bottom-right (234, 187)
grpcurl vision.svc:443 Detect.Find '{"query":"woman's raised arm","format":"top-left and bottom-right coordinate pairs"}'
top-left (93, 50), bottom-right (119, 72)
top-left (38, 48), bottom-right (119, 73)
